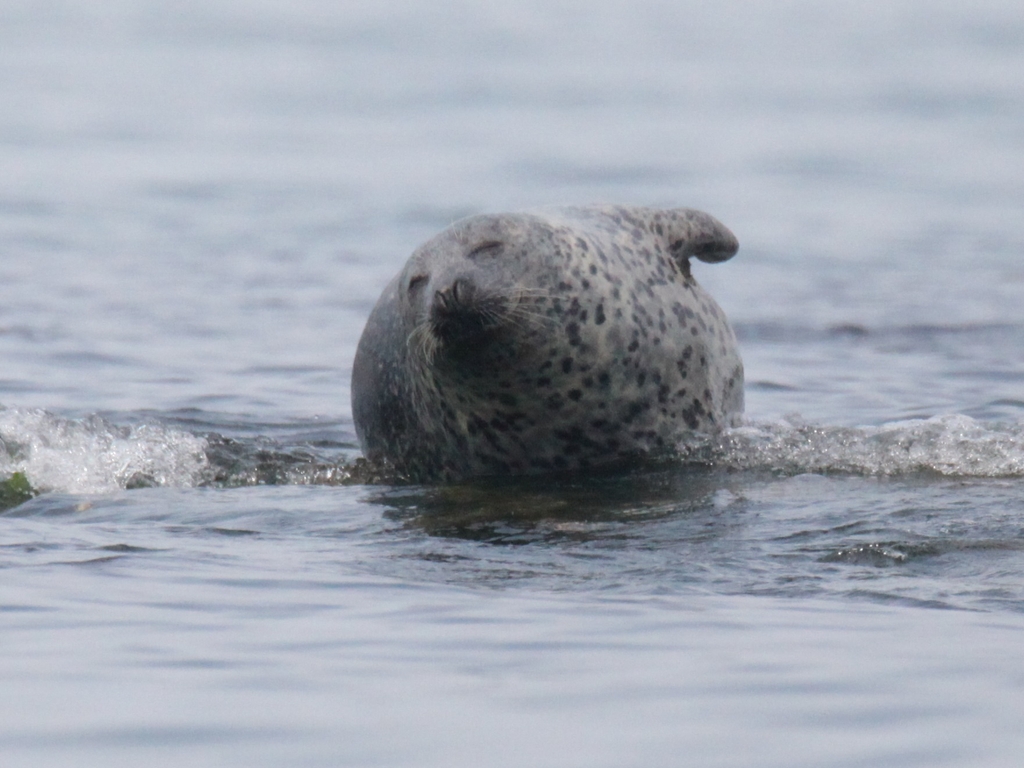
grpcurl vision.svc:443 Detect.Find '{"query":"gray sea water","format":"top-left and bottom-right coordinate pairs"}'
top-left (3, 1), bottom-right (1024, 765)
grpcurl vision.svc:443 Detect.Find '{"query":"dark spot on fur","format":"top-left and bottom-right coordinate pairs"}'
top-left (566, 322), bottom-right (581, 346)
top-left (624, 401), bottom-right (646, 423)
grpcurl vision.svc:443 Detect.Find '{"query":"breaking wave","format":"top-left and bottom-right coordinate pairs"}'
top-left (2, 407), bottom-right (1023, 504)
top-left (0, 407), bottom-right (211, 494)
top-left (716, 414), bottom-right (1024, 478)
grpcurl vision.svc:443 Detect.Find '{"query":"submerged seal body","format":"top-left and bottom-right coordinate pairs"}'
top-left (351, 205), bottom-right (743, 482)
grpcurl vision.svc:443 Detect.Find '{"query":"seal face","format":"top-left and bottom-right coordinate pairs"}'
top-left (351, 205), bottom-right (744, 482)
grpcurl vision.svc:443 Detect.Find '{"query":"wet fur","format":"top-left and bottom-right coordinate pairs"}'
top-left (351, 205), bottom-right (743, 483)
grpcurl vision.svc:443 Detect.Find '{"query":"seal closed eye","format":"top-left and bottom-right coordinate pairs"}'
top-left (351, 204), bottom-right (743, 482)
top-left (466, 240), bottom-right (503, 259)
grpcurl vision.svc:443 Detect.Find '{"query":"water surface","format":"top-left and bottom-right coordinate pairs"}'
top-left (2, 1), bottom-right (1024, 766)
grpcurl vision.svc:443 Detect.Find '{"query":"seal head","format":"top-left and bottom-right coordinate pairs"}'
top-left (351, 205), bottom-right (743, 482)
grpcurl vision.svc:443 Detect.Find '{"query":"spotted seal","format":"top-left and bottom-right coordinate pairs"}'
top-left (351, 205), bottom-right (743, 482)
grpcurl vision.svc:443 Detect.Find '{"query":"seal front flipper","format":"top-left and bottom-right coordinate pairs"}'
top-left (659, 208), bottom-right (739, 265)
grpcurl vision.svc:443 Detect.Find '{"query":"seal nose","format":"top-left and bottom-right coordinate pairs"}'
top-left (430, 277), bottom-right (489, 345)
top-left (432, 278), bottom-right (474, 315)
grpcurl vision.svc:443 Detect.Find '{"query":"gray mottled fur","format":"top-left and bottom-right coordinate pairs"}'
top-left (351, 205), bottom-right (743, 482)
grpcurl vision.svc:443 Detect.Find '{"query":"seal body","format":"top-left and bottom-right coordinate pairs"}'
top-left (351, 205), bottom-right (743, 482)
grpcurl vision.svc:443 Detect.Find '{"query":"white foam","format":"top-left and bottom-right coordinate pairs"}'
top-left (0, 407), bottom-right (211, 494)
top-left (718, 414), bottom-right (1024, 477)
top-left (3, 407), bottom-right (1022, 496)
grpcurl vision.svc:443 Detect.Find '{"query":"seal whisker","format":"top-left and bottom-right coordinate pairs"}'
top-left (407, 321), bottom-right (440, 367)
top-left (503, 305), bottom-right (549, 334)
top-left (503, 291), bottom-right (552, 333)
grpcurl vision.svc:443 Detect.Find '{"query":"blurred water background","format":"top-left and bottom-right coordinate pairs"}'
top-left (2, 1), bottom-right (1024, 765)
